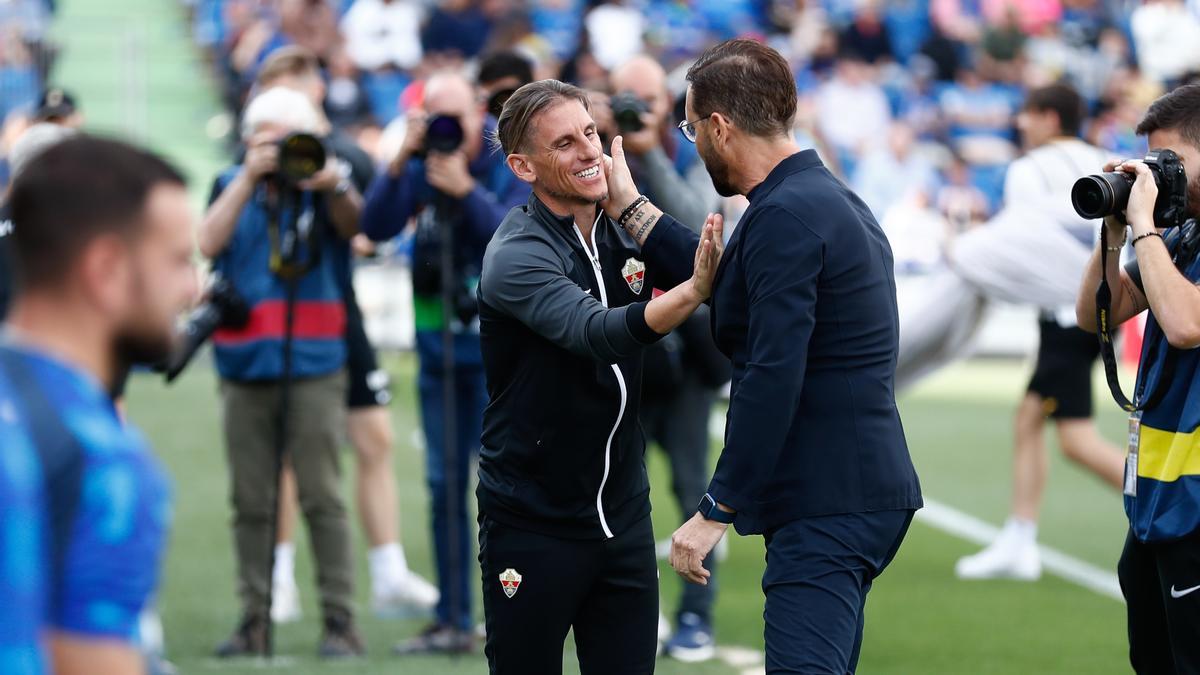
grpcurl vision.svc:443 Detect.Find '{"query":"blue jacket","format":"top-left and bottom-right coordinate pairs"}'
top-left (209, 168), bottom-right (349, 381)
top-left (699, 150), bottom-right (923, 535)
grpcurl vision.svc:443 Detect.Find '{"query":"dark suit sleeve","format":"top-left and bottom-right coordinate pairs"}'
top-left (480, 236), bottom-right (665, 364)
top-left (707, 207), bottom-right (822, 513)
top-left (640, 214), bottom-right (700, 291)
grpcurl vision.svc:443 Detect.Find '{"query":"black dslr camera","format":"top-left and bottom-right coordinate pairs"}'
top-left (611, 92), bottom-right (650, 133)
top-left (422, 114), bottom-right (465, 155)
top-left (275, 132), bottom-right (327, 185)
top-left (161, 276), bottom-right (250, 383)
top-left (1071, 148), bottom-right (1189, 228)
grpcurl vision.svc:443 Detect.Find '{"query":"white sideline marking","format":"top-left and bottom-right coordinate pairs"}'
top-left (916, 499), bottom-right (1124, 601)
top-left (716, 646), bottom-right (767, 674)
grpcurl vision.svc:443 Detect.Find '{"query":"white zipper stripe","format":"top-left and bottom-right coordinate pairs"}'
top-left (573, 213), bottom-right (620, 539)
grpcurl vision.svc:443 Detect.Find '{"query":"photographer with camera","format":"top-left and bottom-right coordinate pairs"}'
top-left (360, 71), bottom-right (530, 654)
top-left (1075, 83), bottom-right (1200, 674)
top-left (249, 46), bottom-right (440, 626)
top-left (607, 54), bottom-right (729, 661)
top-left (198, 87), bottom-right (365, 659)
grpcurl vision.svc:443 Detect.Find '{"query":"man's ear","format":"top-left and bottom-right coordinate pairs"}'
top-left (78, 233), bottom-right (132, 316)
top-left (711, 112), bottom-right (732, 150)
top-left (507, 153), bottom-right (536, 185)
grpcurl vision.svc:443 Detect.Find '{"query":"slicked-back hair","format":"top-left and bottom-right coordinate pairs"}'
top-left (1136, 83), bottom-right (1200, 149)
top-left (686, 39), bottom-right (797, 139)
top-left (1024, 83), bottom-right (1086, 138)
top-left (494, 79), bottom-right (591, 155)
top-left (9, 135), bottom-right (186, 290)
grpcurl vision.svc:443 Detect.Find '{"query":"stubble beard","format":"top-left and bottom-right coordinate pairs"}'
top-left (542, 182), bottom-right (607, 207)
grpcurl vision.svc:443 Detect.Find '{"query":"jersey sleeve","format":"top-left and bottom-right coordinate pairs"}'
top-left (50, 417), bottom-right (171, 642)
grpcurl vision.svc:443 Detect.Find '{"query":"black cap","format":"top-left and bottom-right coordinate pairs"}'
top-left (36, 88), bottom-right (78, 121)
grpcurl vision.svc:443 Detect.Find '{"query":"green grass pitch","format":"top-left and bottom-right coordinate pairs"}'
top-left (124, 356), bottom-right (1132, 674)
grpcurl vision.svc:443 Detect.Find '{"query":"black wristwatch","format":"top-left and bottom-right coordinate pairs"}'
top-left (697, 493), bottom-right (736, 523)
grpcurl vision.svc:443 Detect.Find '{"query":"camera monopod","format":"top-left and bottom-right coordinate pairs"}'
top-left (263, 185), bottom-right (322, 659)
top-left (434, 190), bottom-right (466, 646)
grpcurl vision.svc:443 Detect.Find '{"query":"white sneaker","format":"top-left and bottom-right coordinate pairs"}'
top-left (955, 536), bottom-right (1042, 581)
top-left (270, 578), bottom-right (302, 624)
top-left (371, 570), bottom-right (439, 619)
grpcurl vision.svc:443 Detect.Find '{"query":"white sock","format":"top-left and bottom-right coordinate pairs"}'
top-left (1003, 517), bottom-right (1038, 545)
top-left (273, 543), bottom-right (295, 585)
top-left (369, 543), bottom-right (409, 591)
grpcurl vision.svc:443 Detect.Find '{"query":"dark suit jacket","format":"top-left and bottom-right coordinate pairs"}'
top-left (704, 150), bottom-right (922, 535)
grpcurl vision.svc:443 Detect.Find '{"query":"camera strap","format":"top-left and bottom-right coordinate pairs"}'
top-left (266, 186), bottom-right (321, 281)
top-left (1095, 226), bottom-right (1181, 412)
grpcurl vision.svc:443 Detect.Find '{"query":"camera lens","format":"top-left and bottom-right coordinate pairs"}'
top-left (425, 115), bottom-right (465, 154)
top-left (277, 133), bottom-right (326, 184)
top-left (611, 92), bottom-right (649, 133)
top-left (1071, 171), bottom-right (1133, 219)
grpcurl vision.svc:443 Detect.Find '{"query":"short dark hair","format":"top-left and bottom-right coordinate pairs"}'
top-left (478, 51), bottom-right (534, 88)
top-left (1136, 83), bottom-right (1200, 148)
top-left (686, 39), bottom-right (797, 138)
top-left (256, 46), bottom-right (321, 87)
top-left (9, 135), bottom-right (186, 290)
top-left (495, 79), bottom-right (590, 155)
top-left (1024, 83), bottom-right (1086, 138)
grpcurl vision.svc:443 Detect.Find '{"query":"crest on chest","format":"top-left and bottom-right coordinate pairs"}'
top-left (622, 257), bottom-right (646, 295)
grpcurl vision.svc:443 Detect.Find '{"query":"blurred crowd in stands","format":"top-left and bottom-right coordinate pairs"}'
top-left (5, 0), bottom-right (1200, 247)
top-left (170, 0), bottom-right (1199, 248)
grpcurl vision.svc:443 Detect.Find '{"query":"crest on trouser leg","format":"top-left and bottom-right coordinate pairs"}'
top-left (499, 568), bottom-right (522, 598)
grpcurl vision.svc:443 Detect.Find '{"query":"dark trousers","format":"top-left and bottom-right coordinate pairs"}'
top-left (479, 514), bottom-right (659, 675)
top-left (762, 509), bottom-right (914, 674)
top-left (1119, 528), bottom-right (1200, 674)
top-left (641, 372), bottom-right (718, 621)
top-left (416, 331), bottom-right (487, 630)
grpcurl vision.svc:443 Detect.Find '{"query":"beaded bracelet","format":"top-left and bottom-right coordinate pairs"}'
top-left (1131, 231), bottom-right (1164, 247)
top-left (618, 195), bottom-right (648, 228)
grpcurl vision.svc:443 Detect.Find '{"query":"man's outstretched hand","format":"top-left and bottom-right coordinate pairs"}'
top-left (690, 213), bottom-right (724, 300)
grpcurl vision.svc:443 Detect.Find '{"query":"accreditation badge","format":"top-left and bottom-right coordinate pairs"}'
top-left (1125, 411), bottom-right (1141, 497)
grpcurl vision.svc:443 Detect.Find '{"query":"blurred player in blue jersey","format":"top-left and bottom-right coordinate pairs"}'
top-left (0, 136), bottom-right (198, 675)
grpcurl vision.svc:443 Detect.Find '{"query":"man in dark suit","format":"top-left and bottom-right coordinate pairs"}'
top-left (610, 39), bottom-right (923, 673)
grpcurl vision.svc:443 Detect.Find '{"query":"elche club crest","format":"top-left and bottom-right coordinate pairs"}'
top-left (499, 568), bottom-right (522, 598)
top-left (622, 257), bottom-right (646, 295)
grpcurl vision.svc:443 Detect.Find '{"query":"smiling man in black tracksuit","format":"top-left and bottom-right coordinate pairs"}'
top-left (475, 79), bottom-right (721, 674)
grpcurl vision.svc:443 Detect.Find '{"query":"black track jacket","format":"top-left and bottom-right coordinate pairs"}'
top-left (476, 193), bottom-right (698, 540)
